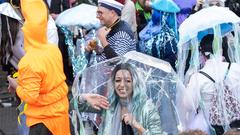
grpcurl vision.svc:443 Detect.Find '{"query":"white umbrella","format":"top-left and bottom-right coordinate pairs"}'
top-left (0, 2), bottom-right (22, 20)
top-left (55, 4), bottom-right (100, 30)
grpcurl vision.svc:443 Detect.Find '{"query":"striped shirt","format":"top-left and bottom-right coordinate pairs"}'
top-left (97, 20), bottom-right (136, 62)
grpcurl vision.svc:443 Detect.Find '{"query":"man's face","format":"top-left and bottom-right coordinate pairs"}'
top-left (96, 6), bottom-right (113, 27)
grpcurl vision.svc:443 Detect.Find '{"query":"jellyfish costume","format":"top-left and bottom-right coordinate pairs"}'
top-left (138, 0), bottom-right (180, 70)
top-left (55, 3), bottom-right (101, 77)
top-left (176, 6), bottom-right (240, 135)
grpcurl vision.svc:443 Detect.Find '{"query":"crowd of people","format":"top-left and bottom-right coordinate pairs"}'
top-left (1, 0), bottom-right (240, 134)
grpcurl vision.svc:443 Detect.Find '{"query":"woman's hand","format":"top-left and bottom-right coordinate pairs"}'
top-left (80, 93), bottom-right (109, 110)
top-left (122, 113), bottom-right (136, 125)
top-left (122, 113), bottom-right (146, 135)
top-left (7, 75), bottom-right (18, 93)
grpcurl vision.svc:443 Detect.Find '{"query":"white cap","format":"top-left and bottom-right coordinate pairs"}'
top-left (98, 0), bottom-right (123, 16)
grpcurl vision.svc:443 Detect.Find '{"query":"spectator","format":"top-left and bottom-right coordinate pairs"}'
top-left (0, 0), bottom-right (58, 75)
top-left (86, 0), bottom-right (136, 62)
top-left (181, 34), bottom-right (240, 135)
top-left (116, 0), bottom-right (137, 38)
top-left (225, 0), bottom-right (240, 17)
top-left (191, 0), bottom-right (224, 14)
top-left (173, 0), bottom-right (196, 27)
top-left (134, 0), bottom-right (152, 38)
top-left (7, 0), bottom-right (70, 134)
top-left (138, 0), bottom-right (179, 70)
top-left (1, 1), bottom-right (59, 134)
top-left (44, 0), bottom-right (69, 20)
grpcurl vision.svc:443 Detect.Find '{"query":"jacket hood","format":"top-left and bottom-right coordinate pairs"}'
top-left (21, 0), bottom-right (48, 51)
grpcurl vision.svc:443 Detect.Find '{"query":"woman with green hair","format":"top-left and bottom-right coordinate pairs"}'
top-left (77, 63), bottom-right (164, 135)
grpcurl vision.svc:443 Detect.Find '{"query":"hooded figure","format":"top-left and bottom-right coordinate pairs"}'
top-left (176, 6), bottom-right (240, 135)
top-left (8, 0), bottom-right (70, 134)
top-left (138, 0), bottom-right (180, 70)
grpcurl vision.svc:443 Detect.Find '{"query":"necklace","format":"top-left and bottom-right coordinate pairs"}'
top-left (105, 18), bottom-right (120, 31)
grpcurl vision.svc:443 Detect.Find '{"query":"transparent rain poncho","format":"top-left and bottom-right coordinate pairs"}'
top-left (55, 4), bottom-right (101, 76)
top-left (176, 6), bottom-right (240, 134)
top-left (71, 51), bottom-right (181, 135)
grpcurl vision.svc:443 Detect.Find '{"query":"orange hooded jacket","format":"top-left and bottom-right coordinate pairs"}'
top-left (16, 0), bottom-right (70, 134)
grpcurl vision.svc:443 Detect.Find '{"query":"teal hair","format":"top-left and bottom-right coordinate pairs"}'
top-left (108, 63), bottom-right (148, 115)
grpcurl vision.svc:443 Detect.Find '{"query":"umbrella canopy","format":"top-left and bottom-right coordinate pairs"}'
top-left (0, 2), bottom-right (22, 20)
top-left (151, 0), bottom-right (180, 13)
top-left (55, 3), bottom-right (100, 30)
top-left (177, 6), bottom-right (240, 82)
top-left (71, 51), bottom-right (180, 135)
top-left (178, 6), bottom-right (240, 45)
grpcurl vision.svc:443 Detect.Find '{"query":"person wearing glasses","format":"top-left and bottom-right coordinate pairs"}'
top-left (85, 0), bottom-right (136, 62)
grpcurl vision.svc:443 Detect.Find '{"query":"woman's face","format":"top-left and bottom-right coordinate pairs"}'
top-left (114, 69), bottom-right (133, 99)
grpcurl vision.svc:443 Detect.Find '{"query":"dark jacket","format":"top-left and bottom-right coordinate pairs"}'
top-left (44, 0), bottom-right (69, 14)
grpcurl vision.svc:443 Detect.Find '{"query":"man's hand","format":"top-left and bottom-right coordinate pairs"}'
top-left (97, 27), bottom-right (110, 48)
top-left (7, 75), bottom-right (18, 93)
top-left (85, 40), bottom-right (97, 52)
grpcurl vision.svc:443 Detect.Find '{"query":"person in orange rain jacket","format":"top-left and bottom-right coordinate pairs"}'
top-left (7, 0), bottom-right (70, 134)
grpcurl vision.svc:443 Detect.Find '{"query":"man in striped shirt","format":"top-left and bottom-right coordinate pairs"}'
top-left (86, 0), bottom-right (136, 62)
